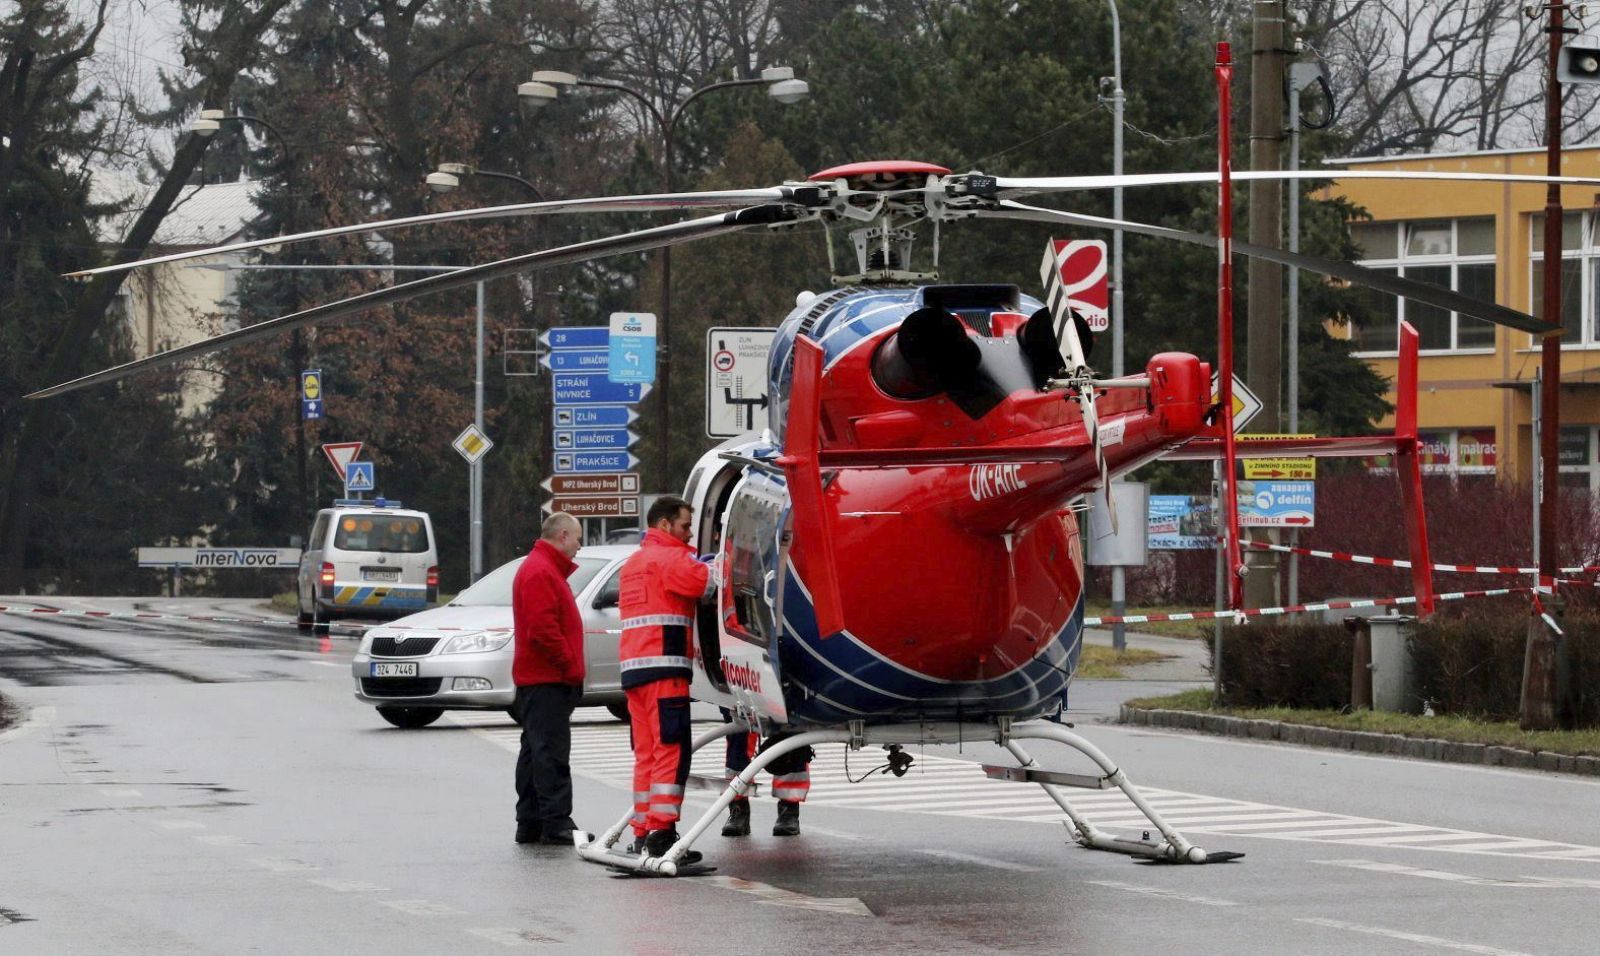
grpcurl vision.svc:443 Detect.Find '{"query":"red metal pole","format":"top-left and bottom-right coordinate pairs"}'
top-left (1216, 42), bottom-right (1244, 611)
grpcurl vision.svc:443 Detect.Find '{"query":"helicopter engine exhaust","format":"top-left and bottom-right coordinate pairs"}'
top-left (870, 307), bottom-right (981, 399)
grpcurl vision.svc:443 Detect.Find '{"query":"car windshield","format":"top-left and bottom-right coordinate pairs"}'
top-left (451, 554), bottom-right (610, 607)
top-left (332, 514), bottom-right (430, 553)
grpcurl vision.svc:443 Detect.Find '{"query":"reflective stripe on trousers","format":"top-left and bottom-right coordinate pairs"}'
top-left (626, 676), bottom-right (692, 835)
top-left (772, 770), bottom-right (810, 802)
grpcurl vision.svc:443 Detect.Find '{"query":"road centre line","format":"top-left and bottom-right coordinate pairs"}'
top-left (1295, 917), bottom-right (1535, 956)
top-left (702, 875), bottom-right (873, 917)
top-left (381, 900), bottom-right (467, 917)
top-left (1313, 859), bottom-right (1569, 889)
top-left (1084, 879), bottom-right (1238, 907)
top-left (914, 849), bottom-right (1043, 872)
top-left (308, 879), bottom-right (389, 893)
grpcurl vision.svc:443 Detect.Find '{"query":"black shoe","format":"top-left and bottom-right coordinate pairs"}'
top-left (772, 800), bottom-right (801, 837)
top-left (514, 824), bottom-right (542, 844)
top-left (643, 828), bottom-right (703, 865)
top-left (721, 800), bottom-right (752, 837)
top-left (538, 829), bottom-right (575, 846)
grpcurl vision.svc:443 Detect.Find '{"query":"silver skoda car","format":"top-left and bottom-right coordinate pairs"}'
top-left (351, 545), bottom-right (636, 728)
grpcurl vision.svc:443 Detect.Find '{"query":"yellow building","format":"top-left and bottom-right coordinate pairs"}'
top-left (1327, 146), bottom-right (1600, 490)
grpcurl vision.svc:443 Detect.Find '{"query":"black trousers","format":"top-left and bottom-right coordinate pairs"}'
top-left (514, 683), bottom-right (581, 831)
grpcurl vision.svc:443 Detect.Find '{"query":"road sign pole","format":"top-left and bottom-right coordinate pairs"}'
top-left (472, 280), bottom-right (485, 583)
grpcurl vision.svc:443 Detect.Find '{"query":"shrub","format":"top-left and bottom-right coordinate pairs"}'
top-left (1210, 621), bottom-right (1353, 710)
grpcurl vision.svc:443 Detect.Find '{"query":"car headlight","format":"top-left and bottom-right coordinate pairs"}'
top-left (441, 631), bottom-right (512, 654)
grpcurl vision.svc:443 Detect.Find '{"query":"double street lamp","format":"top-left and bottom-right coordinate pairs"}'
top-left (191, 108), bottom-right (312, 523)
top-left (426, 164), bottom-right (547, 581)
top-left (517, 67), bottom-right (810, 486)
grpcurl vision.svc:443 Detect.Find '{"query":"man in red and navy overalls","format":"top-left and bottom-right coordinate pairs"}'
top-left (619, 495), bottom-right (715, 859)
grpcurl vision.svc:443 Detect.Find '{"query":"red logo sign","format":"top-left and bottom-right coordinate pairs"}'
top-left (1045, 239), bottom-right (1109, 332)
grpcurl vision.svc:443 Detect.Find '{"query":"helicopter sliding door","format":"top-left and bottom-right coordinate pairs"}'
top-left (717, 472), bottom-right (789, 724)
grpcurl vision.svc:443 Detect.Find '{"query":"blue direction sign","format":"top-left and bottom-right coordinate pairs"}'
top-left (344, 461), bottom-right (375, 494)
top-left (554, 428), bottom-right (638, 451)
top-left (540, 348), bottom-right (609, 372)
top-left (552, 373), bottom-right (649, 406)
top-left (541, 326), bottom-right (609, 349)
top-left (608, 312), bottom-right (657, 385)
top-left (553, 451), bottom-right (639, 474)
top-left (554, 405), bottom-right (638, 428)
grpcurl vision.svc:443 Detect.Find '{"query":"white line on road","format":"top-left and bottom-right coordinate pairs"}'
top-left (195, 834), bottom-right (251, 847)
top-left (303, 660), bottom-right (345, 668)
top-left (703, 876), bottom-right (874, 916)
top-left (381, 900), bottom-right (468, 917)
top-left (1314, 858), bottom-right (1552, 888)
top-left (467, 927), bottom-right (566, 946)
top-left (153, 820), bottom-right (206, 831)
top-left (1083, 879), bottom-right (1238, 907)
top-left (308, 879), bottom-right (389, 893)
top-left (914, 849), bottom-right (1042, 872)
top-left (1295, 917), bottom-right (1536, 956)
top-left (98, 787), bottom-right (142, 798)
top-left (248, 857), bottom-right (319, 872)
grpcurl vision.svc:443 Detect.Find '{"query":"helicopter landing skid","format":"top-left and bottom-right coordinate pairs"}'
top-left (575, 718), bottom-right (1236, 876)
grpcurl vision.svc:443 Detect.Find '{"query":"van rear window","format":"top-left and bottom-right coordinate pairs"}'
top-left (333, 515), bottom-right (430, 553)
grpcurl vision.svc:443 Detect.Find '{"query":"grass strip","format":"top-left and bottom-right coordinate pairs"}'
top-left (1076, 645), bottom-right (1172, 679)
top-left (1124, 689), bottom-right (1600, 757)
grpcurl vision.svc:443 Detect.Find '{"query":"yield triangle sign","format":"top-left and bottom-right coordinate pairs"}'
top-left (321, 442), bottom-right (363, 481)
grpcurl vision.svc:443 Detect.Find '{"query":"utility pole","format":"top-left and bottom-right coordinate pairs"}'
top-left (1245, 0), bottom-right (1287, 607)
top-left (1523, 1), bottom-right (1574, 730)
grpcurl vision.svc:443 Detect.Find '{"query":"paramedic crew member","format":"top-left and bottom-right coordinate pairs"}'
top-left (511, 511), bottom-right (586, 846)
top-left (619, 495), bottom-right (715, 860)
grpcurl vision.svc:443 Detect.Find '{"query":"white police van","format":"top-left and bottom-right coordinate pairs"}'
top-left (296, 499), bottom-right (438, 631)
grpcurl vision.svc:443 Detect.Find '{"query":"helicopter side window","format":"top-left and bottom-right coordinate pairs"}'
top-left (724, 491), bottom-right (783, 649)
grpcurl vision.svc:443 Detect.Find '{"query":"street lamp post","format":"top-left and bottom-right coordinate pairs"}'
top-left (1102, 0), bottom-right (1128, 652)
top-left (192, 109), bottom-right (310, 523)
top-left (427, 165), bottom-right (547, 582)
top-left (519, 67), bottom-right (809, 488)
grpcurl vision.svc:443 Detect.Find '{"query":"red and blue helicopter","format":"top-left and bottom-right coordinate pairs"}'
top-left (40, 57), bottom-right (1586, 874)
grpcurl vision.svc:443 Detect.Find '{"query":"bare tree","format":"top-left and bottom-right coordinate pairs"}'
top-left (1300, 0), bottom-right (1600, 155)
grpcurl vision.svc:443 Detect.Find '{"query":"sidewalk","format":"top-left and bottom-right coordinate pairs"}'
top-left (1081, 625), bottom-right (1210, 681)
top-left (1067, 626), bottom-right (1210, 722)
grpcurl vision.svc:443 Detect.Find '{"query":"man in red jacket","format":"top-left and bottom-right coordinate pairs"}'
top-left (511, 511), bottom-right (585, 846)
top-left (619, 495), bottom-right (715, 860)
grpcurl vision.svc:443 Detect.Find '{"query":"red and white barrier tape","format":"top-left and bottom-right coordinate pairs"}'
top-left (1241, 539), bottom-right (1600, 576)
top-left (1083, 586), bottom-right (1542, 627)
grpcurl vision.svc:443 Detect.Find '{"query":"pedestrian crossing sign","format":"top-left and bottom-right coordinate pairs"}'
top-left (345, 461), bottom-right (375, 493)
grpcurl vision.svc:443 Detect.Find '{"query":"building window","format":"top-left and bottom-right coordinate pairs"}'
top-left (1528, 211), bottom-right (1591, 345)
top-left (1560, 425), bottom-right (1600, 492)
top-left (1350, 218), bottom-right (1497, 354)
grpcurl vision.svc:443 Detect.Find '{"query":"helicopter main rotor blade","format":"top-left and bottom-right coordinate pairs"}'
top-left (981, 201), bottom-right (1561, 337)
top-left (64, 186), bottom-right (820, 279)
top-left (30, 207), bottom-right (785, 400)
top-left (979, 169), bottom-right (1600, 197)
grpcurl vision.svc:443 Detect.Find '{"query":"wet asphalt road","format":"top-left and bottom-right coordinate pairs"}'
top-left (3, 597), bottom-right (1600, 955)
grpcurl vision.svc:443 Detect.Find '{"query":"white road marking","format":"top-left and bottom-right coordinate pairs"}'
top-left (248, 857), bottom-right (319, 872)
top-left (308, 879), bottom-right (389, 893)
top-left (1295, 917), bottom-right (1536, 956)
top-left (303, 660), bottom-right (345, 668)
top-left (914, 849), bottom-right (1042, 872)
top-left (1083, 879), bottom-right (1238, 907)
top-left (0, 704), bottom-right (54, 744)
top-left (154, 820), bottom-right (206, 831)
top-left (98, 787), bottom-right (142, 798)
top-left (195, 834), bottom-right (250, 847)
top-left (1317, 859), bottom-right (1600, 890)
top-left (703, 875), bottom-right (873, 917)
top-left (454, 717), bottom-right (1600, 863)
top-left (1314, 859), bottom-right (1554, 888)
top-left (381, 900), bottom-right (467, 917)
top-left (467, 927), bottom-right (565, 946)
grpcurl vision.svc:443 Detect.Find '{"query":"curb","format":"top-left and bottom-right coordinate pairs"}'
top-left (1119, 705), bottom-right (1600, 778)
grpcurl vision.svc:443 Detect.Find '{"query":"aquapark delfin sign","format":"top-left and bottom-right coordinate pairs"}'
top-left (137, 547), bottom-right (302, 569)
